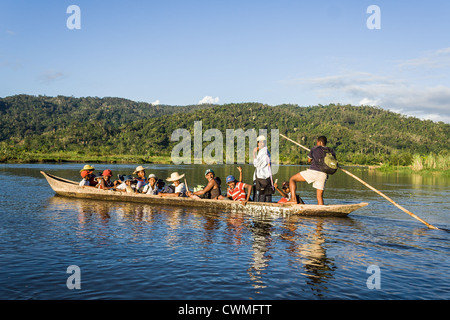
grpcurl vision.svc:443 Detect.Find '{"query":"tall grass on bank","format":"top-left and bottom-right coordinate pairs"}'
top-left (411, 153), bottom-right (450, 171)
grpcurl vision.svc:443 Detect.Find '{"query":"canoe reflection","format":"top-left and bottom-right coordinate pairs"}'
top-left (46, 195), bottom-right (345, 297)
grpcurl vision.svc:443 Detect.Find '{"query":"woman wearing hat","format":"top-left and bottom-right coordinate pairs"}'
top-left (158, 172), bottom-right (187, 197)
top-left (187, 169), bottom-right (222, 200)
top-left (133, 166), bottom-right (147, 191)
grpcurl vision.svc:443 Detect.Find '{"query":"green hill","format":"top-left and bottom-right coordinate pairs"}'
top-left (1, 95), bottom-right (449, 169)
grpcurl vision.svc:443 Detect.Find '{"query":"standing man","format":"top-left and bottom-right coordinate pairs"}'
top-left (287, 136), bottom-right (336, 205)
top-left (252, 135), bottom-right (274, 202)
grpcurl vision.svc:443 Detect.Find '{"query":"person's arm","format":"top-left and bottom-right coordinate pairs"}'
top-left (240, 183), bottom-right (252, 205)
top-left (159, 192), bottom-right (181, 197)
top-left (237, 166), bottom-right (243, 182)
top-left (191, 180), bottom-right (214, 196)
top-left (245, 184), bottom-right (252, 201)
top-left (274, 183), bottom-right (288, 198)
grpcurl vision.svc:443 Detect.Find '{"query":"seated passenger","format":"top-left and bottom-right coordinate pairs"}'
top-left (187, 169), bottom-right (222, 200)
top-left (226, 175), bottom-right (252, 205)
top-left (274, 181), bottom-right (304, 204)
top-left (116, 175), bottom-right (136, 193)
top-left (142, 174), bottom-right (158, 195)
top-left (158, 172), bottom-right (187, 197)
top-left (94, 170), bottom-right (114, 190)
top-left (79, 170), bottom-right (91, 187)
top-left (79, 164), bottom-right (96, 187)
top-left (101, 169), bottom-right (114, 189)
top-left (156, 179), bottom-right (165, 193)
top-left (133, 166), bottom-right (147, 191)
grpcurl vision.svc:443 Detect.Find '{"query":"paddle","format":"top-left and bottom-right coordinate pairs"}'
top-left (280, 133), bottom-right (439, 230)
top-left (184, 178), bottom-right (189, 195)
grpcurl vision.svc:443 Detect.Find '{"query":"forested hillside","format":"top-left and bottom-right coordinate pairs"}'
top-left (1, 95), bottom-right (449, 167)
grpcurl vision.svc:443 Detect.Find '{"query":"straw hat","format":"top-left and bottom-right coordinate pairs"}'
top-left (80, 165), bottom-right (95, 172)
top-left (133, 166), bottom-right (147, 174)
top-left (166, 172), bottom-right (185, 182)
top-left (256, 135), bottom-right (266, 142)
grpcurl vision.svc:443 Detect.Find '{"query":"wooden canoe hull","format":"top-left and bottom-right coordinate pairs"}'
top-left (41, 171), bottom-right (368, 217)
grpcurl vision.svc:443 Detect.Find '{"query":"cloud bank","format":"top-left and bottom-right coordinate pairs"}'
top-left (281, 48), bottom-right (450, 123)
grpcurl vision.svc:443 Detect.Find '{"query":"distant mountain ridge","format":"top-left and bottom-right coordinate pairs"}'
top-left (1, 95), bottom-right (449, 165)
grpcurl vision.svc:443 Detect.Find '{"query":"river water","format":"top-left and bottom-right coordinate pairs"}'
top-left (0, 163), bottom-right (448, 300)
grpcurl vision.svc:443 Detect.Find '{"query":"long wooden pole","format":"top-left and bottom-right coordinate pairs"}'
top-left (280, 133), bottom-right (439, 230)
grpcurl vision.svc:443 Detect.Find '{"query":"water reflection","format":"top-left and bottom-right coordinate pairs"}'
top-left (282, 217), bottom-right (336, 297)
top-left (247, 218), bottom-right (273, 291)
top-left (45, 195), bottom-right (344, 296)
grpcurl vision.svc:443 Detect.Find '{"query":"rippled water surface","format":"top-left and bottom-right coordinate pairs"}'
top-left (0, 163), bottom-right (449, 300)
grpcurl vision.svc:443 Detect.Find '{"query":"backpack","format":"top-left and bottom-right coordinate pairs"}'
top-left (318, 147), bottom-right (339, 175)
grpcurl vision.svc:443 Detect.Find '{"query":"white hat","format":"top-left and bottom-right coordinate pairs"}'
top-left (133, 165), bottom-right (147, 174)
top-left (166, 172), bottom-right (185, 182)
top-left (256, 135), bottom-right (266, 142)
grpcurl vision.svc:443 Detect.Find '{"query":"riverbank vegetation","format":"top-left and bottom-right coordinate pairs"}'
top-left (1, 95), bottom-right (449, 174)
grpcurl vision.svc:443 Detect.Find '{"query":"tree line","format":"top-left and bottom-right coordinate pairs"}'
top-left (1, 95), bottom-right (449, 168)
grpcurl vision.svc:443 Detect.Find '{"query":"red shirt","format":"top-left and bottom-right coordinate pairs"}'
top-left (227, 182), bottom-right (247, 201)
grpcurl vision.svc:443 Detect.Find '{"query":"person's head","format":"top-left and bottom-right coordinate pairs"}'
top-left (205, 169), bottom-right (215, 180)
top-left (148, 174), bottom-right (157, 186)
top-left (317, 136), bottom-right (327, 146)
top-left (80, 165), bottom-right (95, 175)
top-left (157, 179), bottom-right (165, 189)
top-left (226, 175), bottom-right (236, 189)
top-left (80, 170), bottom-right (90, 180)
top-left (124, 175), bottom-right (134, 185)
top-left (102, 169), bottom-right (112, 181)
top-left (166, 172), bottom-right (185, 186)
top-left (256, 135), bottom-right (266, 149)
top-left (282, 181), bottom-right (290, 193)
top-left (134, 166), bottom-right (147, 178)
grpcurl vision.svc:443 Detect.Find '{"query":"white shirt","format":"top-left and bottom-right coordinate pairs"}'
top-left (143, 184), bottom-right (158, 195)
top-left (79, 179), bottom-right (90, 187)
top-left (174, 182), bottom-right (187, 195)
top-left (116, 182), bottom-right (127, 190)
top-left (253, 146), bottom-right (271, 180)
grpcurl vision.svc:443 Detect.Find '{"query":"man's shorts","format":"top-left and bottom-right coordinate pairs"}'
top-left (299, 169), bottom-right (328, 190)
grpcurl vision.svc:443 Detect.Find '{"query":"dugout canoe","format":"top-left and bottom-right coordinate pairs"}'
top-left (41, 171), bottom-right (368, 217)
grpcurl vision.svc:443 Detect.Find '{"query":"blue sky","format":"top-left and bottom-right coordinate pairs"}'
top-left (1, 0), bottom-right (450, 123)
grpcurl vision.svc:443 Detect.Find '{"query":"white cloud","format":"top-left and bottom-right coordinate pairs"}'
top-left (151, 99), bottom-right (160, 105)
top-left (396, 47), bottom-right (450, 70)
top-left (198, 96), bottom-right (220, 104)
top-left (278, 47), bottom-right (450, 122)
